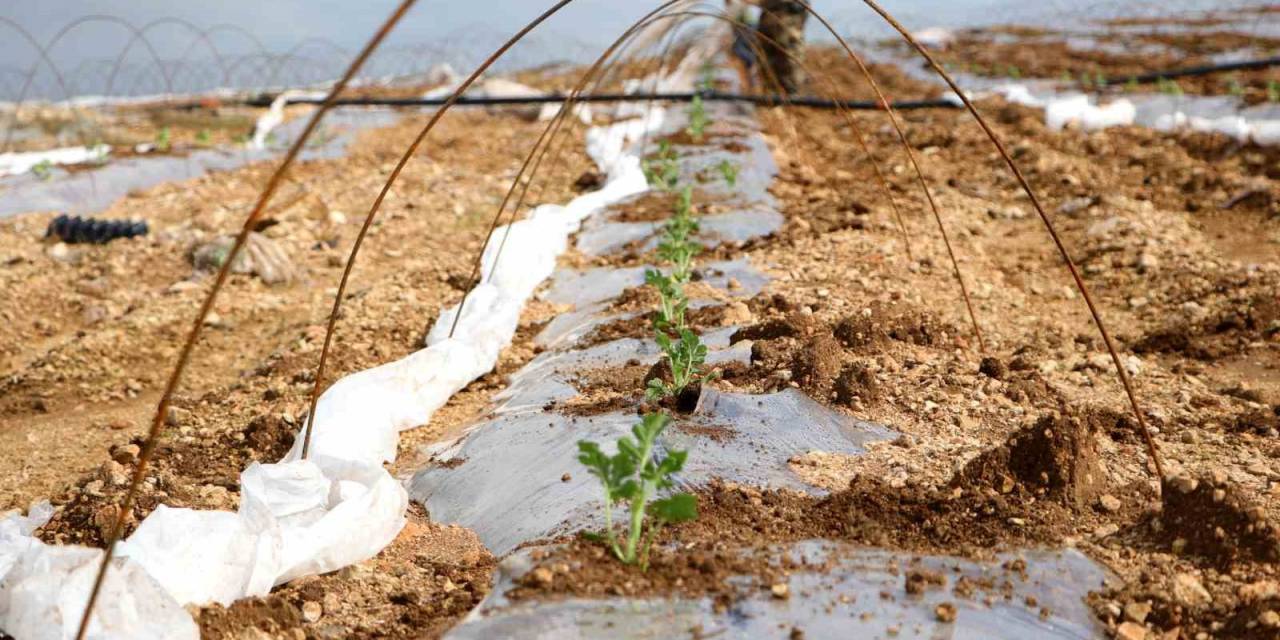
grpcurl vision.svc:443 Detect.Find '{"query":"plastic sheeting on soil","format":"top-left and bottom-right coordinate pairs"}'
top-left (862, 44), bottom-right (1280, 145)
top-left (411, 88), bottom-right (1109, 640)
top-left (448, 541), bottom-right (1109, 639)
top-left (407, 99), bottom-right (887, 557)
top-left (410, 387), bottom-right (892, 556)
top-left (0, 93), bottom-right (669, 640)
top-left (0, 106), bottom-right (397, 219)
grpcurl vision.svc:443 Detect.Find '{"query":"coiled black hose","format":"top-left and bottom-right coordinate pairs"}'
top-left (45, 214), bottom-right (148, 244)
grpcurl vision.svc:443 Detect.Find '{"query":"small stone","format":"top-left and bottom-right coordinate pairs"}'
top-left (99, 460), bottom-right (129, 486)
top-left (1123, 601), bottom-right (1151, 624)
top-left (530, 567), bottom-right (554, 586)
top-left (721, 301), bottom-right (754, 326)
top-left (1093, 524), bottom-right (1120, 539)
top-left (1170, 475), bottom-right (1199, 494)
top-left (1098, 495), bottom-right (1122, 513)
top-left (1171, 573), bottom-right (1211, 608)
top-left (301, 601), bottom-right (322, 623)
top-left (1259, 610), bottom-right (1279, 628)
top-left (1115, 621), bottom-right (1147, 640)
top-left (934, 602), bottom-right (957, 623)
top-left (1137, 253), bottom-right (1160, 272)
top-left (561, 473), bottom-right (571, 482)
top-left (112, 444), bottom-right (141, 465)
top-left (771, 582), bottom-right (790, 599)
top-left (46, 242), bottom-right (76, 263)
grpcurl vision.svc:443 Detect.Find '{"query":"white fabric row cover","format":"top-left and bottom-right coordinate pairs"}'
top-left (0, 102), bottom-right (667, 639)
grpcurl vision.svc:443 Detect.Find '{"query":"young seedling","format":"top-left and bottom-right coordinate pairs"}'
top-left (1094, 72), bottom-right (1108, 89)
top-left (196, 129), bottom-right (211, 146)
top-left (1227, 79), bottom-right (1244, 99)
top-left (577, 412), bottom-right (698, 569)
top-left (1269, 80), bottom-right (1280, 103)
top-left (1007, 65), bottom-right (1021, 80)
top-left (1157, 77), bottom-right (1183, 97)
top-left (645, 268), bottom-right (688, 332)
top-left (31, 159), bottom-right (53, 181)
top-left (716, 159), bottom-right (739, 188)
top-left (155, 127), bottom-right (171, 152)
top-left (646, 327), bottom-right (716, 403)
top-left (643, 141), bottom-right (680, 191)
top-left (1124, 77), bottom-right (1138, 93)
top-left (698, 62), bottom-right (716, 92)
top-left (686, 93), bottom-right (708, 142)
top-left (656, 186), bottom-right (701, 283)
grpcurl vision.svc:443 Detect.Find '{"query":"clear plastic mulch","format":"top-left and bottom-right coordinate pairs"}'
top-left (407, 100), bottom-right (1110, 638)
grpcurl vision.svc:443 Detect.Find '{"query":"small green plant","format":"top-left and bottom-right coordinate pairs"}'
top-left (717, 159), bottom-right (739, 188)
top-left (1059, 70), bottom-right (1073, 86)
top-left (195, 129), bottom-right (211, 146)
top-left (1157, 77), bottom-right (1183, 96)
top-left (1124, 77), bottom-right (1138, 93)
top-left (645, 268), bottom-right (688, 332)
top-left (577, 412), bottom-right (698, 568)
top-left (1094, 72), bottom-right (1108, 89)
top-left (643, 141), bottom-right (680, 191)
top-left (646, 327), bottom-right (716, 402)
top-left (686, 94), bottom-right (708, 142)
top-left (89, 142), bottom-right (108, 165)
top-left (155, 127), bottom-right (171, 152)
top-left (1268, 80), bottom-right (1280, 103)
top-left (1007, 65), bottom-right (1021, 80)
top-left (698, 62), bottom-right (716, 92)
top-left (30, 159), bottom-right (53, 181)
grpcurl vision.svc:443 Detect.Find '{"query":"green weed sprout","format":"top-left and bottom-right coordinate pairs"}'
top-left (1007, 65), bottom-right (1021, 80)
top-left (716, 159), bottom-right (738, 188)
top-left (196, 129), bottom-right (211, 146)
top-left (31, 159), bottom-right (53, 181)
top-left (577, 412), bottom-right (697, 568)
top-left (1059, 70), bottom-right (1073, 85)
top-left (1269, 80), bottom-right (1280, 103)
top-left (643, 141), bottom-right (680, 191)
top-left (1124, 77), bottom-right (1138, 93)
top-left (1094, 72), bottom-right (1107, 88)
top-left (646, 327), bottom-right (716, 402)
top-left (687, 94), bottom-right (708, 142)
top-left (155, 127), bottom-right (171, 152)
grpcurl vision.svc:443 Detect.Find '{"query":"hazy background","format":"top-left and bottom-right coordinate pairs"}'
top-left (0, 0), bottom-right (1265, 100)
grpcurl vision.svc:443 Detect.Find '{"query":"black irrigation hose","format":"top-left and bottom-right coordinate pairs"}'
top-left (241, 90), bottom-right (961, 110)
top-left (1122, 55), bottom-right (1280, 85)
top-left (46, 214), bottom-right (148, 244)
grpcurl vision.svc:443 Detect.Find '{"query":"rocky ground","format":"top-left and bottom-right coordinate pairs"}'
top-left (1, 21), bottom-right (1278, 640)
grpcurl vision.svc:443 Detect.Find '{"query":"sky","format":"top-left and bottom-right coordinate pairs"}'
top-left (0, 0), bottom-right (1257, 99)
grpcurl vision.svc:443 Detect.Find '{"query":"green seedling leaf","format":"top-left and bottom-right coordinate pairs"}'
top-left (717, 159), bottom-right (738, 188)
top-left (650, 493), bottom-right (697, 523)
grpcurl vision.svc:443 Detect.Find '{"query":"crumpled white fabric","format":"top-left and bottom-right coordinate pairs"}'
top-left (0, 146), bottom-right (110, 177)
top-left (0, 504), bottom-right (197, 640)
top-left (0, 101), bottom-right (669, 640)
top-left (1044, 95), bottom-right (1136, 131)
top-left (1154, 110), bottom-right (1280, 145)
